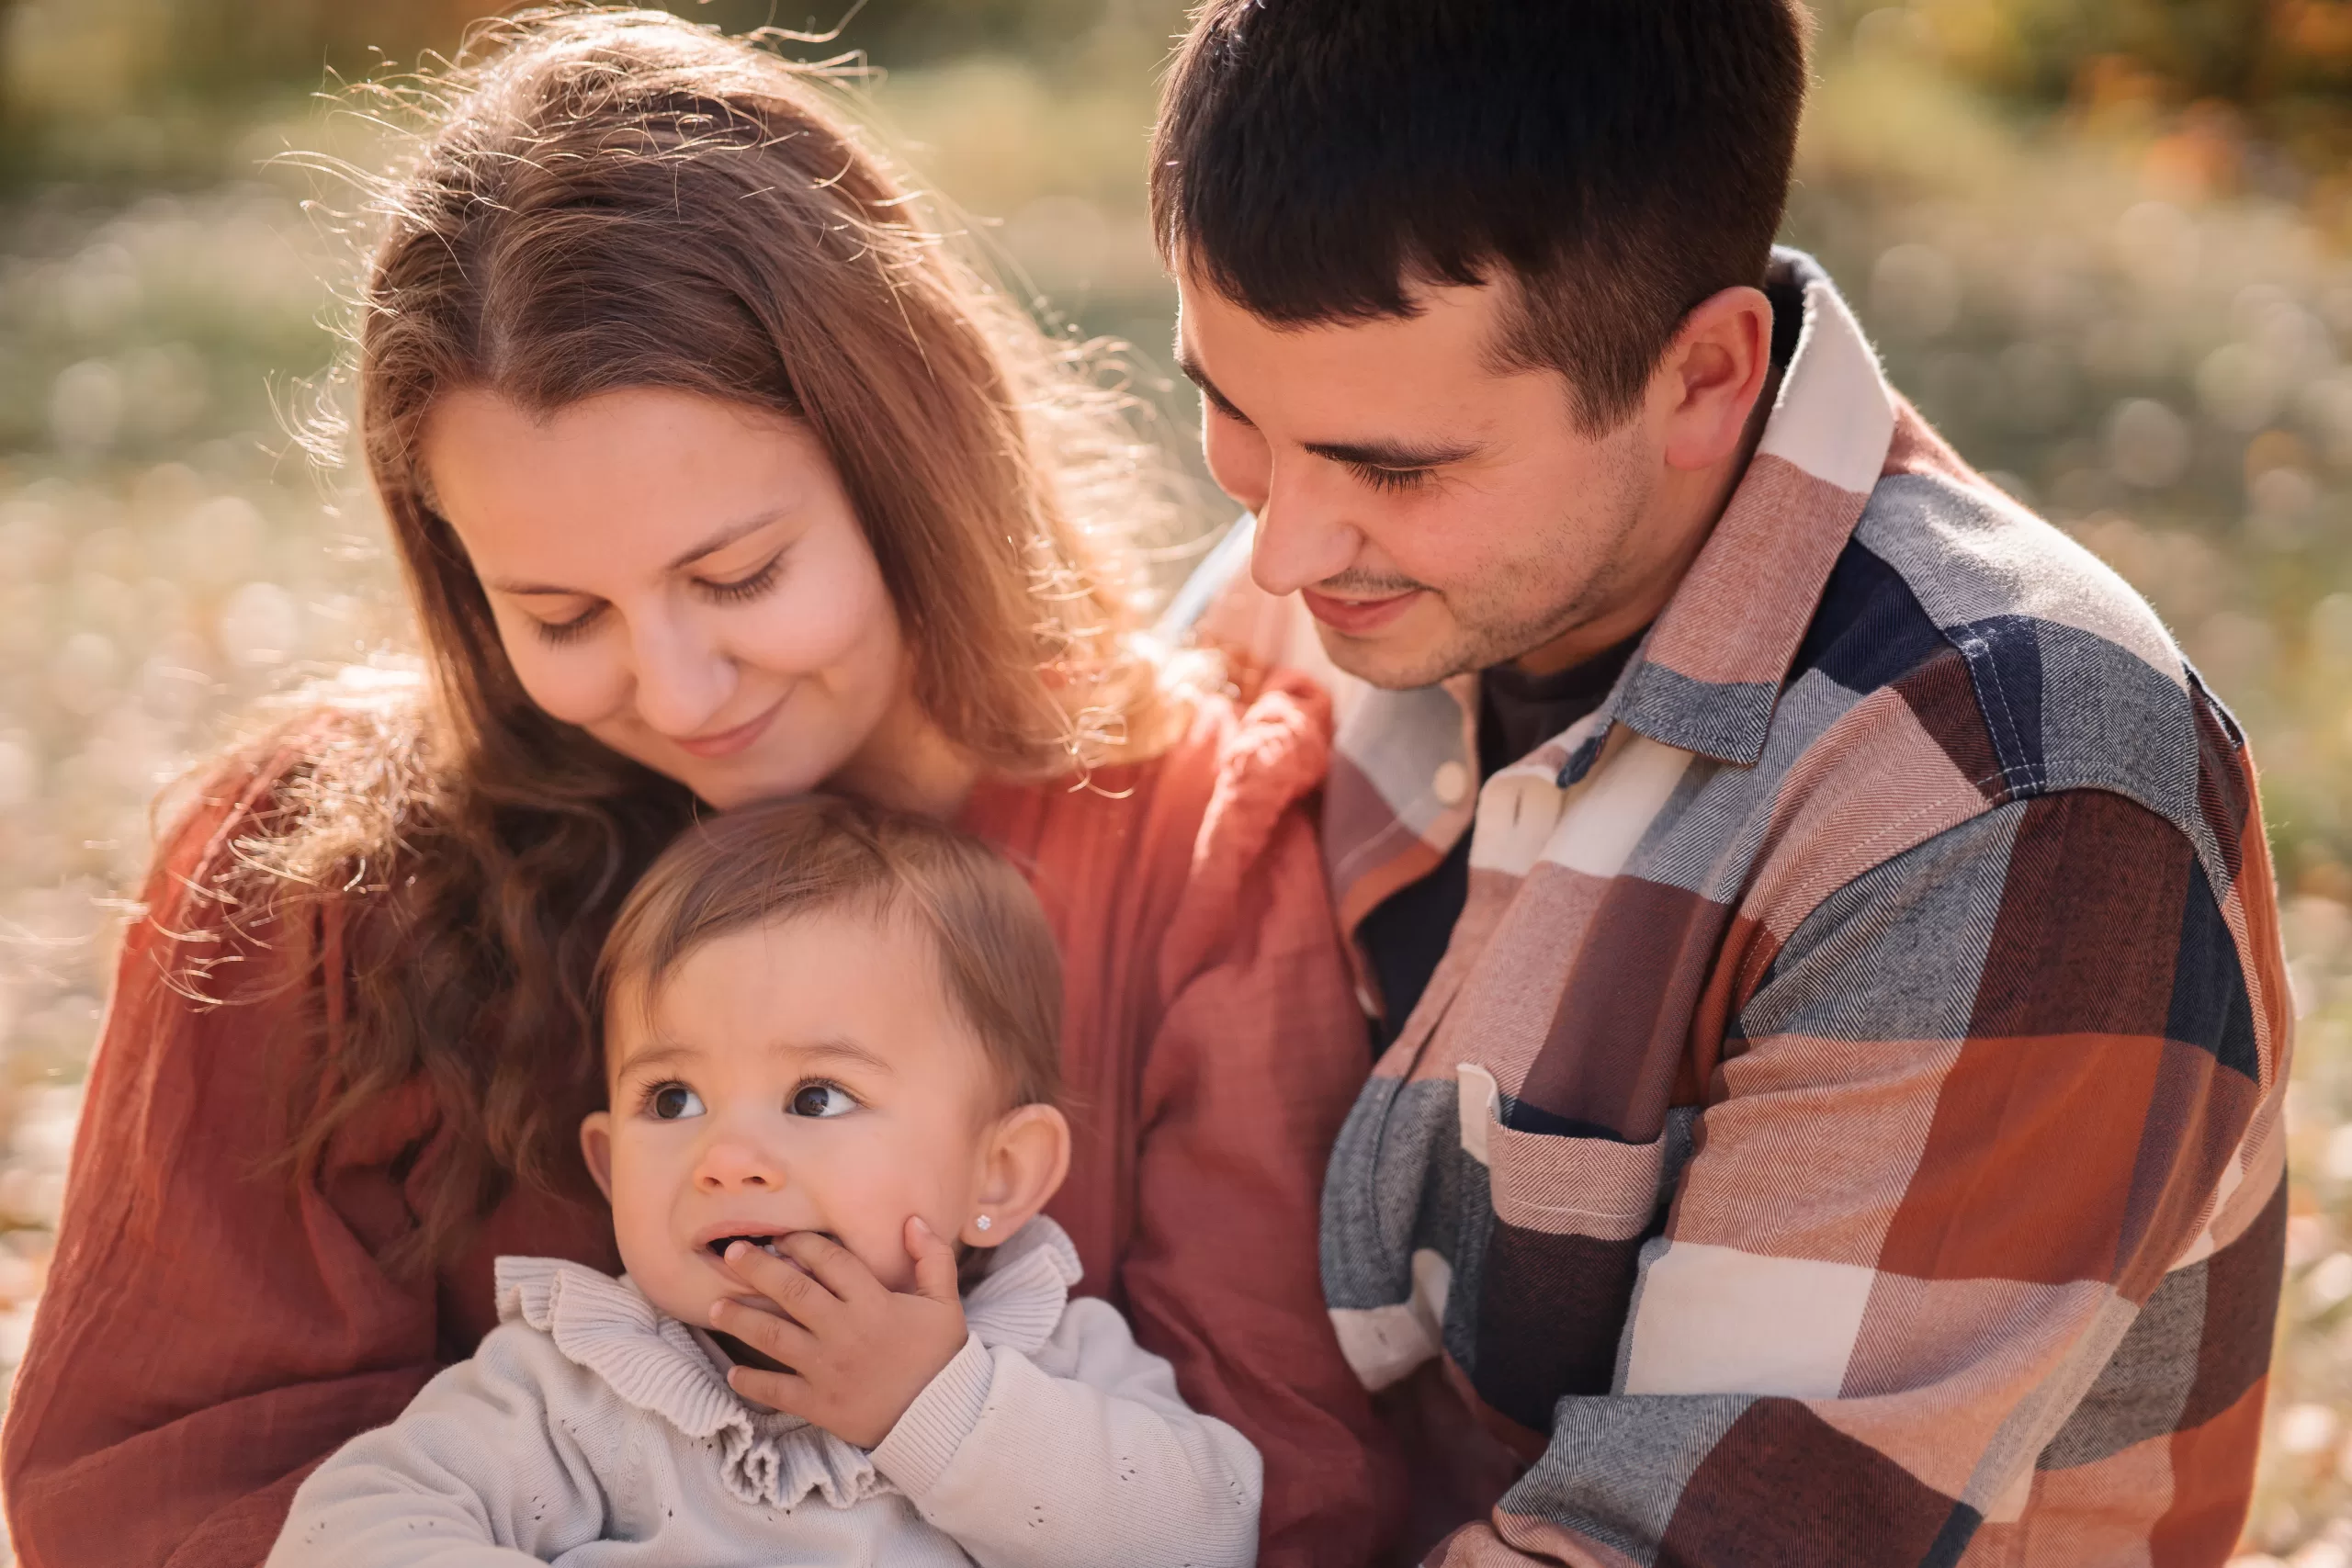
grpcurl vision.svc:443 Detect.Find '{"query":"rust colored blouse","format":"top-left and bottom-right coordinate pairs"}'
top-left (1, 678), bottom-right (1398, 1568)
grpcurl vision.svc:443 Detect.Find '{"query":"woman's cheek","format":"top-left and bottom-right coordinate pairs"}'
top-left (499, 627), bottom-right (631, 729)
top-left (735, 592), bottom-right (859, 678)
top-left (739, 549), bottom-right (899, 691)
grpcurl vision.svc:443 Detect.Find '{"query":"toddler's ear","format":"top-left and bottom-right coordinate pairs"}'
top-left (962, 1103), bottom-right (1071, 1248)
top-left (579, 1112), bottom-right (616, 1204)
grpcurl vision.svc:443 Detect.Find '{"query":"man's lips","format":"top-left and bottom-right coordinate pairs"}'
top-left (671, 696), bottom-right (785, 760)
top-left (1300, 587), bottom-right (1425, 637)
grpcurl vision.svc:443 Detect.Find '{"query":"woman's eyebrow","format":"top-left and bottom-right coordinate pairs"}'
top-left (485, 509), bottom-right (789, 596)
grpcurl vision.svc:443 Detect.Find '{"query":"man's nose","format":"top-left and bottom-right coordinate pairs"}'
top-left (1250, 462), bottom-right (1364, 599)
top-left (626, 609), bottom-right (737, 739)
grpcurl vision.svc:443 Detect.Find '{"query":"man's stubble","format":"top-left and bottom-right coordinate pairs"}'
top-left (1318, 421), bottom-right (1658, 692)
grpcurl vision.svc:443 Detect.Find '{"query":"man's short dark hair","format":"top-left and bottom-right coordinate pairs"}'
top-left (1150, 0), bottom-right (1812, 430)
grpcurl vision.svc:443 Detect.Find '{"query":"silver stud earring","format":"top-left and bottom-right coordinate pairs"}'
top-left (975, 1214), bottom-right (992, 1233)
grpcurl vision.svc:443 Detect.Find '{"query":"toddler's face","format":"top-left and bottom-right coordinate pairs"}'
top-left (583, 908), bottom-right (1011, 1326)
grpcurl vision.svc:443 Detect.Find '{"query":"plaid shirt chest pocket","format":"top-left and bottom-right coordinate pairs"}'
top-left (1451, 1064), bottom-right (1695, 1430)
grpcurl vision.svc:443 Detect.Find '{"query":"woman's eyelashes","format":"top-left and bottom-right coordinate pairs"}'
top-left (526, 555), bottom-right (786, 645)
top-left (698, 557), bottom-right (782, 604)
top-left (533, 603), bottom-right (605, 647)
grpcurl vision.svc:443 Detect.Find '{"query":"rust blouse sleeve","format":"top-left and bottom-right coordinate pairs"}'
top-left (1120, 678), bottom-right (1406, 1568)
top-left (2, 752), bottom-right (442, 1568)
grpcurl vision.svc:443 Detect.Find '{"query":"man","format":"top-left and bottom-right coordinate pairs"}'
top-left (1153, 3), bottom-right (2290, 1564)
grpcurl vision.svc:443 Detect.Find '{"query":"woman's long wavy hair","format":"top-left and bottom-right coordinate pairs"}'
top-left (218, 6), bottom-right (1188, 1274)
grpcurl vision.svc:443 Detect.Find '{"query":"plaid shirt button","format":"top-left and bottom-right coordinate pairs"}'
top-left (1432, 761), bottom-right (1470, 807)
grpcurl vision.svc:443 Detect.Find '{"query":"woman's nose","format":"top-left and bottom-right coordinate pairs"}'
top-left (625, 608), bottom-right (738, 739)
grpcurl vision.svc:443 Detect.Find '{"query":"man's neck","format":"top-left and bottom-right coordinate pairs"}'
top-left (1510, 359), bottom-right (1786, 678)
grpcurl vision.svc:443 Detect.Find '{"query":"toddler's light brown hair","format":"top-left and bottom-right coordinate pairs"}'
top-left (594, 795), bottom-right (1062, 1111)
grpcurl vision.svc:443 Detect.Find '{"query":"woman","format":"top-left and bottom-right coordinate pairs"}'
top-left (0, 11), bottom-right (1394, 1565)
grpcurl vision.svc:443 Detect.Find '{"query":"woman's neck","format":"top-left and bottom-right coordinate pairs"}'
top-left (828, 687), bottom-right (981, 820)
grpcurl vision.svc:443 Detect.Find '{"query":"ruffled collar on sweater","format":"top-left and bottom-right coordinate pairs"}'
top-left (492, 1216), bottom-right (1082, 1512)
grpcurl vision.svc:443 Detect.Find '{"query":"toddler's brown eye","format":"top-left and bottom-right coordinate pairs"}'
top-left (651, 1084), bottom-right (705, 1120)
top-left (789, 1083), bottom-right (855, 1119)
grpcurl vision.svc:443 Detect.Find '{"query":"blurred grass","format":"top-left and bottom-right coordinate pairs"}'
top-left (0, 1), bottom-right (2349, 1561)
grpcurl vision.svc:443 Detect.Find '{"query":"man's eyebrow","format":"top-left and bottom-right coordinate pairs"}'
top-left (486, 510), bottom-right (788, 597)
top-left (1176, 351), bottom-right (1479, 469)
top-left (1305, 436), bottom-right (1484, 470)
top-left (1176, 354), bottom-right (1253, 426)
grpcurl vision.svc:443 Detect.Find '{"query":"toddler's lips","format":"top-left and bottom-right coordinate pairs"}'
top-left (697, 1228), bottom-right (844, 1268)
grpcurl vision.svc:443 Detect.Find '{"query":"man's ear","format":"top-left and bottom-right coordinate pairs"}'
top-left (1654, 284), bottom-right (1776, 473)
top-left (960, 1103), bottom-right (1072, 1248)
top-left (579, 1111), bottom-right (616, 1205)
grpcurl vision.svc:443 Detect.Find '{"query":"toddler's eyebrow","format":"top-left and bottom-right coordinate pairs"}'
top-left (610, 1035), bottom-right (895, 1077)
top-left (612, 1038), bottom-right (699, 1077)
top-left (787, 1038), bottom-right (896, 1077)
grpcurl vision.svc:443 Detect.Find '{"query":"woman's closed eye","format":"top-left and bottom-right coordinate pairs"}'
top-left (787, 1080), bottom-right (858, 1119)
top-left (532, 602), bottom-right (605, 647)
top-left (642, 1080), bottom-right (707, 1121)
top-left (526, 556), bottom-right (786, 646)
top-left (698, 555), bottom-right (782, 604)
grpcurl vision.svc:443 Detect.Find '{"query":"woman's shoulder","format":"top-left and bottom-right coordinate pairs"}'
top-left (152, 687), bottom-right (431, 908)
top-left (972, 673), bottom-right (1330, 871)
top-left (119, 691), bottom-right (433, 1049)
top-left (1160, 669), bottom-right (1334, 876)
top-left (962, 671), bottom-right (1337, 980)
top-left (72, 698), bottom-right (440, 1229)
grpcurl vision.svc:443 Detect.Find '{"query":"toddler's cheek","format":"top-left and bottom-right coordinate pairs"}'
top-left (842, 1235), bottom-right (918, 1293)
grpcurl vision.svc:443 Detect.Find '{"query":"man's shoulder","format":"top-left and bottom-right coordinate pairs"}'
top-left (1849, 462), bottom-right (2188, 722)
top-left (1786, 456), bottom-right (2242, 868)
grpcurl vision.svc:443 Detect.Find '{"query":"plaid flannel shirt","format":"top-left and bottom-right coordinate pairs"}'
top-left (1317, 251), bottom-right (2291, 1567)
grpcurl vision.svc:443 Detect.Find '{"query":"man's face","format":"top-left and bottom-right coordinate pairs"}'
top-left (1176, 274), bottom-right (1664, 688)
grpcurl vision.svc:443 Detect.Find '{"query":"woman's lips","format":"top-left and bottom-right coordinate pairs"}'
top-left (1301, 587), bottom-right (1425, 637)
top-left (672, 696), bottom-right (785, 760)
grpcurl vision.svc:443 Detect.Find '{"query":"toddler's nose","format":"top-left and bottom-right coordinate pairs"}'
top-left (693, 1131), bottom-right (786, 1191)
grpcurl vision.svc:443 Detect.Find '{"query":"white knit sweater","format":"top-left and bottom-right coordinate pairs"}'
top-left (266, 1217), bottom-right (1261, 1567)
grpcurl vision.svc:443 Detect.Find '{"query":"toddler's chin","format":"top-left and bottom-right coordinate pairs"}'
top-left (640, 1280), bottom-right (726, 1327)
top-left (612, 1257), bottom-right (725, 1327)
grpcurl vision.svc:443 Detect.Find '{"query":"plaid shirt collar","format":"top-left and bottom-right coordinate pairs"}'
top-left (1326, 248), bottom-right (1898, 938)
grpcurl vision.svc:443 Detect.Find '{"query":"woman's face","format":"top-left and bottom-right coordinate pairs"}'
top-left (421, 387), bottom-right (910, 809)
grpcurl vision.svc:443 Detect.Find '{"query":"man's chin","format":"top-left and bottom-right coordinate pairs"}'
top-left (1313, 620), bottom-right (1475, 693)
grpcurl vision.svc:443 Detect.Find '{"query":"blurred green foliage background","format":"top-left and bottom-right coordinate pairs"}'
top-left (0, 1), bottom-right (2349, 1560)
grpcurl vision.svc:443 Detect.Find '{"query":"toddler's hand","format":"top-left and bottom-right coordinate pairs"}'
top-left (710, 1217), bottom-right (967, 1450)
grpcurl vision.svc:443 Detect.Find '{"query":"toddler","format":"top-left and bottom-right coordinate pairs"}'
top-left (267, 795), bottom-right (1262, 1567)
